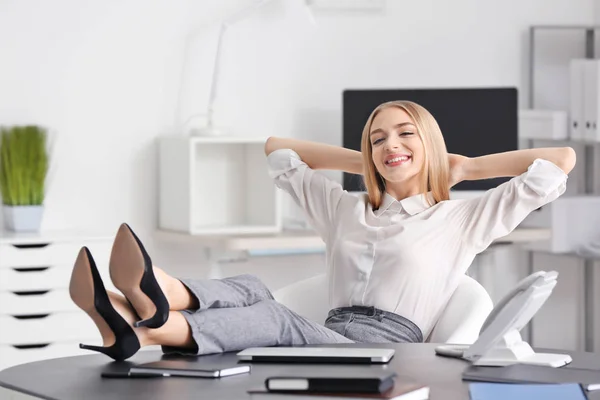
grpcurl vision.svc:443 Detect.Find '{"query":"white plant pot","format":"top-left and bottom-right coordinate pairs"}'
top-left (3, 205), bottom-right (44, 232)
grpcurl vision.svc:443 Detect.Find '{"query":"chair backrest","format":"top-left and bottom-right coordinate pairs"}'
top-left (273, 273), bottom-right (493, 344)
top-left (273, 273), bottom-right (330, 324)
top-left (426, 275), bottom-right (493, 344)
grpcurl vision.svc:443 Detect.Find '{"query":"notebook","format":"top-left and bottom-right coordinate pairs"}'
top-left (463, 364), bottom-right (600, 390)
top-left (127, 359), bottom-right (250, 378)
top-left (469, 382), bottom-right (586, 400)
top-left (249, 382), bottom-right (429, 400)
top-left (265, 371), bottom-right (397, 393)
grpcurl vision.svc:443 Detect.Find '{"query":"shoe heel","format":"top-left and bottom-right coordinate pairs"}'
top-left (80, 343), bottom-right (108, 353)
top-left (134, 312), bottom-right (169, 328)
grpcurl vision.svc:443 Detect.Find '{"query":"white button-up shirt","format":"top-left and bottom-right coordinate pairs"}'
top-left (267, 149), bottom-right (568, 338)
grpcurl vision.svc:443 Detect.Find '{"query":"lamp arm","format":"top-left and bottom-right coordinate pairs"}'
top-left (206, 22), bottom-right (227, 129)
top-left (205, 0), bottom-right (274, 128)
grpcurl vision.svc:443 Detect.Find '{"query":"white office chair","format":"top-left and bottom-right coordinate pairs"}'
top-left (273, 273), bottom-right (493, 344)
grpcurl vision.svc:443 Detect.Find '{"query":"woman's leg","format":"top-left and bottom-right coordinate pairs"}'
top-left (155, 268), bottom-right (274, 312)
top-left (161, 299), bottom-right (353, 355)
top-left (103, 292), bottom-right (351, 355)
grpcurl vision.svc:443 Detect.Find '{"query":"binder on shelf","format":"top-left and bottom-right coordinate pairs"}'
top-left (569, 59), bottom-right (586, 141)
top-left (584, 59), bottom-right (600, 142)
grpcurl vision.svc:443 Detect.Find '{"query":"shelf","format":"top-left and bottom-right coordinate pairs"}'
top-left (309, 0), bottom-right (385, 11)
top-left (500, 228), bottom-right (551, 243)
top-left (187, 136), bottom-right (268, 144)
top-left (531, 25), bottom-right (600, 30)
top-left (188, 225), bottom-right (285, 236)
top-left (158, 136), bottom-right (282, 235)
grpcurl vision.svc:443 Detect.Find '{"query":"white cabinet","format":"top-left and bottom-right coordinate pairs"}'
top-left (158, 136), bottom-right (282, 235)
top-left (0, 231), bottom-right (113, 371)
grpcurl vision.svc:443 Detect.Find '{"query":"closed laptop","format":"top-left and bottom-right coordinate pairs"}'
top-left (237, 347), bottom-right (395, 363)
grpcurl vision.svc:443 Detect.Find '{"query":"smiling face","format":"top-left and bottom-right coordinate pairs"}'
top-left (369, 107), bottom-right (425, 193)
top-left (361, 101), bottom-right (450, 209)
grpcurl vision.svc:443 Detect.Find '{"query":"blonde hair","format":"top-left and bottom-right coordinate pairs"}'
top-left (360, 100), bottom-right (450, 209)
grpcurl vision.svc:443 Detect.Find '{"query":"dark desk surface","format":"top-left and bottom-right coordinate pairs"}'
top-left (1, 343), bottom-right (599, 400)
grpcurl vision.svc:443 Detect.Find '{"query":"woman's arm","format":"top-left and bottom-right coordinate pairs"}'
top-left (452, 147), bottom-right (576, 184)
top-left (265, 137), bottom-right (363, 175)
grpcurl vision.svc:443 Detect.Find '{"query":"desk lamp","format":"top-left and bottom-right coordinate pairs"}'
top-left (190, 0), bottom-right (315, 136)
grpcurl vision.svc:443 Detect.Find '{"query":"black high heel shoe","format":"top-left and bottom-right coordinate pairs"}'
top-left (69, 247), bottom-right (140, 361)
top-left (109, 223), bottom-right (169, 329)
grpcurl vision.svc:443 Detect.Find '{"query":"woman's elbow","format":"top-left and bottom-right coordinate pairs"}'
top-left (264, 137), bottom-right (278, 156)
top-left (557, 147), bottom-right (576, 174)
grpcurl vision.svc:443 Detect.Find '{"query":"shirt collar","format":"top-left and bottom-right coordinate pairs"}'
top-left (376, 192), bottom-right (433, 216)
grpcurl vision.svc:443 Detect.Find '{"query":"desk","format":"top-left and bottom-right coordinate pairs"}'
top-left (1, 343), bottom-right (598, 400)
top-left (155, 228), bottom-right (551, 346)
top-left (155, 228), bottom-right (551, 277)
top-left (155, 228), bottom-right (551, 251)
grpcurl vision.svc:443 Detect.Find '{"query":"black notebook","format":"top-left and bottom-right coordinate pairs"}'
top-left (127, 359), bottom-right (250, 378)
top-left (463, 364), bottom-right (600, 391)
top-left (265, 371), bottom-right (397, 394)
top-left (249, 382), bottom-right (429, 400)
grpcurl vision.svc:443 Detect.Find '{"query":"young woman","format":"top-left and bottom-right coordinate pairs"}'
top-left (69, 101), bottom-right (576, 360)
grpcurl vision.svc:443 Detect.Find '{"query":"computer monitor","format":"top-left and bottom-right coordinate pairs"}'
top-left (342, 88), bottom-right (518, 193)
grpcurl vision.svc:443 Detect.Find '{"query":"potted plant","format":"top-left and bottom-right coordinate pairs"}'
top-left (0, 125), bottom-right (49, 232)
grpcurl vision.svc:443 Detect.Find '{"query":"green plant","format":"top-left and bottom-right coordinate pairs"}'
top-left (0, 125), bottom-right (49, 206)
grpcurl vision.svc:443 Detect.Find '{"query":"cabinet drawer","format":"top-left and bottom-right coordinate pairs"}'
top-left (0, 342), bottom-right (90, 372)
top-left (0, 266), bottom-right (72, 291)
top-left (0, 264), bottom-right (114, 292)
top-left (0, 312), bottom-right (100, 345)
top-left (0, 241), bottom-right (112, 269)
top-left (0, 290), bottom-right (77, 315)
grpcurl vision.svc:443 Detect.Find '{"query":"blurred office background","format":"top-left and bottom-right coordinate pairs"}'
top-left (1, 0), bottom-right (600, 372)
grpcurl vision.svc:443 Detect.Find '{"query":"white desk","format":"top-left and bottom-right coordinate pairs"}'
top-left (155, 227), bottom-right (551, 279)
top-left (156, 227), bottom-right (553, 345)
top-left (155, 227), bottom-right (551, 252)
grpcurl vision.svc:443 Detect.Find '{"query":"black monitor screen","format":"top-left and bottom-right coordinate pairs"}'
top-left (342, 88), bottom-right (518, 192)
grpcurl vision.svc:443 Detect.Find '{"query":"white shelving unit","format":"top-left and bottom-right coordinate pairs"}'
top-left (158, 136), bottom-right (282, 235)
top-left (527, 25), bottom-right (600, 353)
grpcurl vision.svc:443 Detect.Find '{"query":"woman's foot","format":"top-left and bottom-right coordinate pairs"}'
top-left (69, 247), bottom-right (143, 360)
top-left (109, 223), bottom-right (170, 328)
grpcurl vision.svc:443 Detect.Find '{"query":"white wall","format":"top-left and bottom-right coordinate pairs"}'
top-left (0, 1), bottom-right (596, 304)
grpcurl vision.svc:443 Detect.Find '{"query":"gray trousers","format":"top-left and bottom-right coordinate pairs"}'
top-left (162, 274), bottom-right (422, 356)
